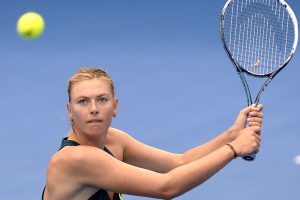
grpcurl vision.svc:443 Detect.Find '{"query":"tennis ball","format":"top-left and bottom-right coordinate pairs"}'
top-left (17, 12), bottom-right (45, 39)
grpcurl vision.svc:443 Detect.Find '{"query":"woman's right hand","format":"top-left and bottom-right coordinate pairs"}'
top-left (229, 125), bottom-right (261, 157)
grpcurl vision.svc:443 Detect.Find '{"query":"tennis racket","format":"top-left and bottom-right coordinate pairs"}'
top-left (220, 0), bottom-right (298, 161)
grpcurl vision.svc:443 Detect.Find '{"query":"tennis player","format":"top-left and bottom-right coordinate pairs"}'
top-left (42, 67), bottom-right (263, 200)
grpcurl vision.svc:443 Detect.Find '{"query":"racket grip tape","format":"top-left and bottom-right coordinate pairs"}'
top-left (242, 151), bottom-right (256, 161)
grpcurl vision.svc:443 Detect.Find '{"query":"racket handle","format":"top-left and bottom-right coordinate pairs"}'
top-left (242, 152), bottom-right (256, 161)
top-left (242, 113), bottom-right (257, 161)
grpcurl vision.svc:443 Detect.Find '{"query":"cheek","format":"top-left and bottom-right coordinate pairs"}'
top-left (103, 108), bottom-right (114, 118)
top-left (103, 111), bottom-right (114, 127)
top-left (103, 104), bottom-right (115, 119)
top-left (71, 106), bottom-right (86, 121)
top-left (72, 113), bottom-right (88, 130)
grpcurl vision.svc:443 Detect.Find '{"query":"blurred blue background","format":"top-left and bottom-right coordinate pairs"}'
top-left (0, 1), bottom-right (299, 199)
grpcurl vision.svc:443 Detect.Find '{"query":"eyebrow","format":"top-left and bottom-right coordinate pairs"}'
top-left (75, 94), bottom-right (110, 100)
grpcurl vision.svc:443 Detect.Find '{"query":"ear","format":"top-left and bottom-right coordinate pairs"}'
top-left (67, 103), bottom-right (73, 120)
top-left (113, 97), bottom-right (118, 117)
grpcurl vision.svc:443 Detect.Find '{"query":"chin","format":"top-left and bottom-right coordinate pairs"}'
top-left (88, 126), bottom-right (108, 136)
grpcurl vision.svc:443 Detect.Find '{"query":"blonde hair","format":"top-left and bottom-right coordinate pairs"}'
top-left (68, 67), bottom-right (115, 102)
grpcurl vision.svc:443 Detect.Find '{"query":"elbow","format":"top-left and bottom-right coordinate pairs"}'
top-left (161, 191), bottom-right (179, 200)
top-left (158, 174), bottom-right (183, 200)
top-left (160, 187), bottom-right (182, 200)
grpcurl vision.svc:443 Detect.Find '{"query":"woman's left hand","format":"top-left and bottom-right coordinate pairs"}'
top-left (227, 104), bottom-right (263, 142)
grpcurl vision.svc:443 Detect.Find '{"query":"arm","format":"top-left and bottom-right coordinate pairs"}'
top-left (119, 105), bottom-right (263, 172)
top-left (118, 128), bottom-right (232, 173)
top-left (57, 127), bottom-right (259, 200)
top-left (181, 104), bottom-right (263, 164)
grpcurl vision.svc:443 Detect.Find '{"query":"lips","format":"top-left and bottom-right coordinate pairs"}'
top-left (87, 119), bottom-right (103, 123)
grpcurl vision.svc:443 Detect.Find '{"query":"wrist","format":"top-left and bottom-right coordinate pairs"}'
top-left (226, 143), bottom-right (238, 159)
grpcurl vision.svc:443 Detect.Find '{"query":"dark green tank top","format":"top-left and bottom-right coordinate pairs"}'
top-left (42, 137), bottom-right (123, 200)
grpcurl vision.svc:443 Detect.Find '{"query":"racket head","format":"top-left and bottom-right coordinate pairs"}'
top-left (221, 0), bottom-right (298, 77)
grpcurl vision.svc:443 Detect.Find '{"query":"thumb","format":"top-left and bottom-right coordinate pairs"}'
top-left (234, 106), bottom-right (253, 127)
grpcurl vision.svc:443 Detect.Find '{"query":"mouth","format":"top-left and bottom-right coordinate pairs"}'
top-left (87, 119), bottom-right (103, 124)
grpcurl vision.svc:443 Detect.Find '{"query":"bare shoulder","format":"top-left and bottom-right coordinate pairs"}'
top-left (46, 146), bottom-right (88, 189)
top-left (48, 146), bottom-right (82, 172)
top-left (106, 127), bottom-right (136, 148)
top-left (107, 127), bottom-right (131, 142)
top-left (48, 145), bottom-right (108, 173)
top-left (45, 146), bottom-right (111, 199)
top-left (105, 127), bottom-right (132, 161)
top-left (45, 147), bottom-right (80, 199)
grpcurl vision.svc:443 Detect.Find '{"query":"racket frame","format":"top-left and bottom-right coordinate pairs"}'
top-left (220, 0), bottom-right (298, 160)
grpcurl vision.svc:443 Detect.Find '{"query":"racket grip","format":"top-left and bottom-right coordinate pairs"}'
top-left (242, 113), bottom-right (257, 161)
top-left (242, 151), bottom-right (256, 161)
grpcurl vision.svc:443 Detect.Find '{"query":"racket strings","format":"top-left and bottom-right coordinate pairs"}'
top-left (224, 0), bottom-right (295, 75)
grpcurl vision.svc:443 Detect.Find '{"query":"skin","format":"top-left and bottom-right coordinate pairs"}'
top-left (43, 79), bottom-right (263, 200)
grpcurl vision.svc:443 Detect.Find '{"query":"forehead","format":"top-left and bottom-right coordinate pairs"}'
top-left (70, 79), bottom-right (112, 98)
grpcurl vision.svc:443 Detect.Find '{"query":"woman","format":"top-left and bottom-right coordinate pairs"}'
top-left (43, 67), bottom-right (263, 200)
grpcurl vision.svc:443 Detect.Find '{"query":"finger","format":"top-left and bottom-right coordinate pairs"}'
top-left (255, 134), bottom-right (261, 141)
top-left (235, 107), bottom-right (252, 126)
top-left (248, 122), bottom-right (262, 127)
top-left (250, 104), bottom-right (263, 111)
top-left (247, 117), bottom-right (263, 123)
top-left (247, 134), bottom-right (260, 154)
top-left (240, 106), bottom-right (252, 116)
top-left (249, 111), bottom-right (263, 118)
top-left (248, 126), bottom-right (261, 134)
top-left (256, 139), bottom-right (261, 151)
top-left (243, 105), bottom-right (262, 114)
top-left (256, 104), bottom-right (263, 110)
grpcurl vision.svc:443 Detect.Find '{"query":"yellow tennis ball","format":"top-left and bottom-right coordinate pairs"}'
top-left (17, 12), bottom-right (45, 39)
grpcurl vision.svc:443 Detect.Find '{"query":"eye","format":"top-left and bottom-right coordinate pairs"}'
top-left (98, 97), bottom-right (108, 103)
top-left (78, 99), bottom-right (88, 105)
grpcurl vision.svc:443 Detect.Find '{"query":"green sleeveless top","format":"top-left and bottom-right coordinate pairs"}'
top-left (42, 137), bottom-right (123, 200)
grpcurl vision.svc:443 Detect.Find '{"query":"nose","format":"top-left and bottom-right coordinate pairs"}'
top-left (89, 100), bottom-right (99, 116)
top-left (90, 109), bottom-right (99, 116)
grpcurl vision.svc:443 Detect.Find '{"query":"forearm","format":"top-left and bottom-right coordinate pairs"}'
top-left (164, 145), bottom-right (235, 198)
top-left (182, 130), bottom-right (233, 164)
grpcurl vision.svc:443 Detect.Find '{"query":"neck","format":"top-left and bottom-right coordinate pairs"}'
top-left (68, 128), bottom-right (106, 149)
